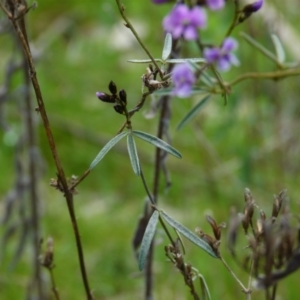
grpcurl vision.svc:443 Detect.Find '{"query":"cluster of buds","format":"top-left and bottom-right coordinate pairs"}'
top-left (50, 175), bottom-right (78, 194)
top-left (228, 189), bottom-right (300, 289)
top-left (196, 215), bottom-right (226, 257)
top-left (142, 65), bottom-right (170, 93)
top-left (96, 81), bottom-right (127, 115)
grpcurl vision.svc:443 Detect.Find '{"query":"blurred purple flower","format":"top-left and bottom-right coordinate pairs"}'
top-left (245, 0), bottom-right (264, 12)
top-left (204, 37), bottom-right (239, 72)
top-left (163, 4), bottom-right (206, 40)
top-left (172, 63), bottom-right (196, 98)
top-left (206, 0), bottom-right (225, 11)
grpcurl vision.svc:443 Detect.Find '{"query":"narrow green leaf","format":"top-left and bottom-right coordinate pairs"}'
top-left (132, 130), bottom-right (182, 159)
top-left (240, 32), bottom-right (279, 66)
top-left (138, 210), bottom-right (159, 271)
top-left (174, 229), bottom-right (186, 255)
top-left (127, 132), bottom-right (141, 176)
top-left (160, 211), bottom-right (218, 258)
top-left (166, 58), bottom-right (206, 64)
top-left (271, 34), bottom-right (286, 64)
top-left (177, 95), bottom-right (211, 131)
top-left (127, 59), bottom-right (162, 63)
top-left (162, 33), bottom-right (172, 61)
top-left (198, 273), bottom-right (211, 300)
top-left (89, 131), bottom-right (128, 170)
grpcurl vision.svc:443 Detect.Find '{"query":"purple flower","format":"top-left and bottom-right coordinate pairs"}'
top-left (163, 4), bottom-right (206, 40)
top-left (247, 0), bottom-right (264, 12)
top-left (204, 37), bottom-right (239, 72)
top-left (206, 0), bottom-right (225, 11)
top-left (172, 63), bottom-right (196, 98)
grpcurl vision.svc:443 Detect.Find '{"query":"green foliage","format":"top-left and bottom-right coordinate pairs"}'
top-left (1, 0), bottom-right (300, 299)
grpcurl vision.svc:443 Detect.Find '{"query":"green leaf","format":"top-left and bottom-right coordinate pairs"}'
top-left (160, 211), bottom-right (218, 258)
top-left (198, 273), bottom-right (211, 300)
top-left (240, 32), bottom-right (279, 66)
top-left (138, 210), bottom-right (159, 271)
top-left (127, 132), bottom-right (141, 176)
top-left (89, 131), bottom-right (128, 170)
top-left (162, 33), bottom-right (172, 61)
top-left (132, 130), bottom-right (182, 159)
top-left (127, 59), bottom-right (162, 64)
top-left (166, 58), bottom-right (206, 64)
top-left (177, 94), bottom-right (211, 131)
top-left (271, 34), bottom-right (286, 64)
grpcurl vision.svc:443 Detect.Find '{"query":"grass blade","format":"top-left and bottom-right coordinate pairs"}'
top-left (177, 94), bottom-right (211, 131)
top-left (138, 210), bottom-right (159, 271)
top-left (160, 210), bottom-right (218, 258)
top-left (89, 131), bottom-right (128, 170)
top-left (132, 130), bottom-right (182, 159)
top-left (127, 132), bottom-right (141, 176)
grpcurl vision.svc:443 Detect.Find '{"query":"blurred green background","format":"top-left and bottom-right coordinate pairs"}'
top-left (1, 0), bottom-right (300, 299)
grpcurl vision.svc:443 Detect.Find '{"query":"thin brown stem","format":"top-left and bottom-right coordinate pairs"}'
top-left (0, 4), bottom-right (94, 299)
top-left (49, 268), bottom-right (61, 300)
top-left (115, 0), bottom-right (163, 79)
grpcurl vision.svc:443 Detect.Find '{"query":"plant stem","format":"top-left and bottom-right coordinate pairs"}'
top-left (0, 4), bottom-right (93, 299)
top-left (220, 255), bottom-right (251, 299)
top-left (228, 68), bottom-right (300, 86)
top-left (115, 0), bottom-right (163, 79)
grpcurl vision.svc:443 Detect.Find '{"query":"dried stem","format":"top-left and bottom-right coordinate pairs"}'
top-left (220, 255), bottom-right (251, 299)
top-left (0, 4), bottom-right (93, 299)
top-left (49, 268), bottom-right (61, 300)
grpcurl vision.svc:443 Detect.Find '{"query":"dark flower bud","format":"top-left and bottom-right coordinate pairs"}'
top-left (239, 0), bottom-right (264, 23)
top-left (114, 104), bottom-right (124, 115)
top-left (108, 80), bottom-right (118, 95)
top-left (96, 92), bottom-right (115, 103)
top-left (119, 89), bottom-right (127, 105)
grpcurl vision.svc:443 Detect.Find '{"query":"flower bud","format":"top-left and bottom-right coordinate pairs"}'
top-left (108, 80), bottom-right (117, 95)
top-left (114, 104), bottom-right (124, 115)
top-left (239, 0), bottom-right (264, 23)
top-left (119, 89), bottom-right (127, 105)
top-left (96, 92), bottom-right (115, 103)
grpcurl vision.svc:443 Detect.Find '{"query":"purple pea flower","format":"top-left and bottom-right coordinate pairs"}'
top-left (204, 37), bottom-right (239, 72)
top-left (163, 4), bottom-right (206, 40)
top-left (172, 63), bottom-right (196, 98)
top-left (206, 0), bottom-right (225, 11)
top-left (246, 0), bottom-right (264, 12)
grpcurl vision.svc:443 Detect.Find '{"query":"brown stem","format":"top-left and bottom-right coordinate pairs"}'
top-left (0, 4), bottom-right (94, 299)
top-left (144, 95), bottom-right (171, 300)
